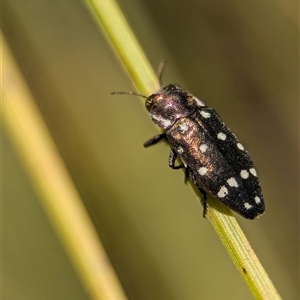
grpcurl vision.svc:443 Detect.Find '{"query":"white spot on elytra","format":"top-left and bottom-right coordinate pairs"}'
top-left (255, 196), bottom-right (261, 204)
top-left (227, 177), bottom-right (238, 187)
top-left (240, 170), bottom-right (249, 179)
top-left (199, 144), bottom-right (208, 153)
top-left (194, 97), bottom-right (205, 107)
top-left (217, 186), bottom-right (228, 198)
top-left (177, 147), bottom-right (184, 154)
top-left (244, 202), bottom-right (253, 210)
top-left (237, 143), bottom-right (244, 151)
top-left (200, 111), bottom-right (211, 118)
top-left (250, 168), bottom-right (257, 177)
top-left (217, 132), bottom-right (227, 141)
top-left (198, 167), bottom-right (208, 175)
top-left (179, 123), bottom-right (189, 132)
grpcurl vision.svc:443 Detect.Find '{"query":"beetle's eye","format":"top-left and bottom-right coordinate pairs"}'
top-left (145, 96), bottom-right (154, 111)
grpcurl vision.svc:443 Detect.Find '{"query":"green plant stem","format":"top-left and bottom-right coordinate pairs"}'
top-left (84, 0), bottom-right (282, 299)
top-left (85, 0), bottom-right (158, 95)
top-left (2, 31), bottom-right (128, 300)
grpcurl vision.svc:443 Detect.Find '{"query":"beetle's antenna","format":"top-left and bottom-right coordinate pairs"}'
top-left (157, 61), bottom-right (167, 87)
top-left (111, 61), bottom-right (167, 97)
top-left (111, 91), bottom-right (147, 99)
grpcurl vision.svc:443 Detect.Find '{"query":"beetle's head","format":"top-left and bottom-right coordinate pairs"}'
top-left (145, 84), bottom-right (201, 129)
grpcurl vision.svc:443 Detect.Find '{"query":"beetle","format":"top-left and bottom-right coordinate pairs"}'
top-left (112, 62), bottom-right (265, 219)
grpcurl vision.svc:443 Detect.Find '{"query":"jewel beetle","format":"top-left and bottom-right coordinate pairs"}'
top-left (112, 62), bottom-right (265, 219)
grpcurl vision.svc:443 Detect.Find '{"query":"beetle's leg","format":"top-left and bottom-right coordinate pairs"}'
top-left (190, 173), bottom-right (208, 218)
top-left (199, 188), bottom-right (208, 218)
top-left (184, 167), bottom-right (190, 183)
top-left (144, 133), bottom-right (167, 147)
top-left (168, 149), bottom-right (184, 170)
top-left (169, 149), bottom-right (191, 183)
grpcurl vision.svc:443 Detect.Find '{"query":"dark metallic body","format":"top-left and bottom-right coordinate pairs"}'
top-left (145, 84), bottom-right (265, 219)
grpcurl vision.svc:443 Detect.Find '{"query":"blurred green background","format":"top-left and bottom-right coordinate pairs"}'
top-left (2, 0), bottom-right (298, 299)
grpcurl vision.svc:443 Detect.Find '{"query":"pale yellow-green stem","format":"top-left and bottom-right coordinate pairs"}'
top-left (83, 0), bottom-right (281, 299)
top-left (2, 31), bottom-right (128, 300)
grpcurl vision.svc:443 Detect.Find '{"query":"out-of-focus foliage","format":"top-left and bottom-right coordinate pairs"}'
top-left (3, 0), bottom-right (298, 299)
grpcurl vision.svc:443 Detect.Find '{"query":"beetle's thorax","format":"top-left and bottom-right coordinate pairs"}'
top-left (145, 84), bottom-right (203, 130)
